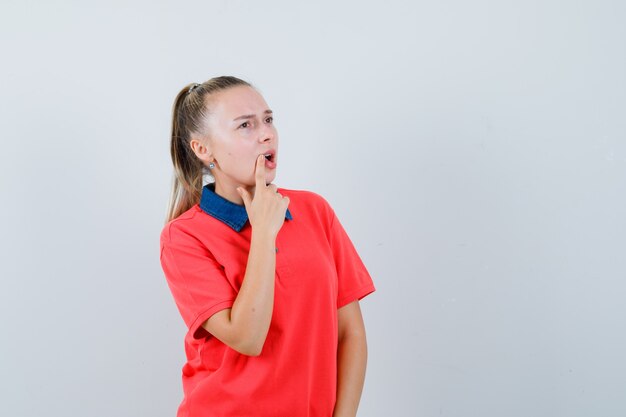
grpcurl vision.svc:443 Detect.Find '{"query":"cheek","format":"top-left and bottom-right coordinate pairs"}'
top-left (224, 151), bottom-right (257, 176)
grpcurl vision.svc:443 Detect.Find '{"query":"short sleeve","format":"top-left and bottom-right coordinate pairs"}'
top-left (160, 224), bottom-right (237, 339)
top-left (327, 207), bottom-right (376, 309)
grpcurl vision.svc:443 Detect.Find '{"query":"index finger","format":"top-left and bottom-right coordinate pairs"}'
top-left (255, 154), bottom-right (267, 187)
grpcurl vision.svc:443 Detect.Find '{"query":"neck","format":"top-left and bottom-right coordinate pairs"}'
top-left (213, 181), bottom-right (255, 206)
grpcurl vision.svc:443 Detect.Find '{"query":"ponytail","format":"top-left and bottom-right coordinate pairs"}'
top-left (165, 76), bottom-right (252, 224)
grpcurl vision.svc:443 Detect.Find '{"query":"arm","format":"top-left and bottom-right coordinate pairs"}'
top-left (333, 300), bottom-right (368, 417)
top-left (200, 229), bottom-right (277, 356)
top-left (200, 154), bottom-right (289, 356)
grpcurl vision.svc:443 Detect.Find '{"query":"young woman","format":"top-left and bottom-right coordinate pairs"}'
top-left (159, 75), bottom-right (376, 417)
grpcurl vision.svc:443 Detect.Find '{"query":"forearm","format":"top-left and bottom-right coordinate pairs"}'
top-left (333, 331), bottom-right (368, 417)
top-left (229, 230), bottom-right (276, 354)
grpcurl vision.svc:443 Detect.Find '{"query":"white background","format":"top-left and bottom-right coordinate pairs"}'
top-left (1, 1), bottom-right (625, 416)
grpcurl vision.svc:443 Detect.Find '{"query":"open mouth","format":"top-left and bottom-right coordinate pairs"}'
top-left (263, 153), bottom-right (274, 162)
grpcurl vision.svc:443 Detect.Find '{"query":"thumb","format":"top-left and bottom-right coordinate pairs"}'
top-left (237, 187), bottom-right (251, 211)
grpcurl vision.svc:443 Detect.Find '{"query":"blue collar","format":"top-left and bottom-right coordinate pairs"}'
top-left (199, 182), bottom-right (293, 232)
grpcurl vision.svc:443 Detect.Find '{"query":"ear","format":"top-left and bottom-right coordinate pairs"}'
top-left (189, 136), bottom-right (214, 163)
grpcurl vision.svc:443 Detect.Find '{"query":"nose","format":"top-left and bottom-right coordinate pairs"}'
top-left (259, 124), bottom-right (275, 143)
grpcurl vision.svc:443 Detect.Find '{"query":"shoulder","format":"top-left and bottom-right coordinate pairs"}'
top-left (277, 186), bottom-right (333, 208)
top-left (159, 204), bottom-right (203, 246)
top-left (276, 186), bottom-right (336, 225)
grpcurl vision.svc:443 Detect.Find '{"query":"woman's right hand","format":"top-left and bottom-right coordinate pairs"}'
top-left (237, 154), bottom-right (290, 237)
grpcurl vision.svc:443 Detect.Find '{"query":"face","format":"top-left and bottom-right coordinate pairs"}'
top-left (194, 85), bottom-right (279, 192)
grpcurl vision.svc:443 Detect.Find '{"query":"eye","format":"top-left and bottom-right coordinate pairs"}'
top-left (266, 116), bottom-right (273, 123)
top-left (238, 121), bottom-right (250, 129)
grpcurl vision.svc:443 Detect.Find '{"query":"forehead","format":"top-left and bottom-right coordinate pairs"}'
top-left (209, 85), bottom-right (268, 118)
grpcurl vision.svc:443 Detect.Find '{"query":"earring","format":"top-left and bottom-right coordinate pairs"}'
top-left (209, 162), bottom-right (215, 169)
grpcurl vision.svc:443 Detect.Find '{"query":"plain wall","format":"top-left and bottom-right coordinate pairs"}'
top-left (1, 1), bottom-right (625, 416)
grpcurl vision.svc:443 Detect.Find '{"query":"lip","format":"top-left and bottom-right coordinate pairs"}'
top-left (261, 149), bottom-right (277, 162)
top-left (261, 149), bottom-right (277, 169)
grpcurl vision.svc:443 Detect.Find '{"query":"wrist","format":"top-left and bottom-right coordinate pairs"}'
top-left (251, 228), bottom-right (277, 245)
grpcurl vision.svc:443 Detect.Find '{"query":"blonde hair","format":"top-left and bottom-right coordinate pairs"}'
top-left (165, 75), bottom-right (253, 224)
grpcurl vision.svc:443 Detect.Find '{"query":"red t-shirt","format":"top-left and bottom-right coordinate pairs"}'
top-left (159, 184), bottom-right (376, 417)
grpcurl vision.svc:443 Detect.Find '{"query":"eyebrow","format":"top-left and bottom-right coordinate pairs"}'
top-left (232, 110), bottom-right (273, 122)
